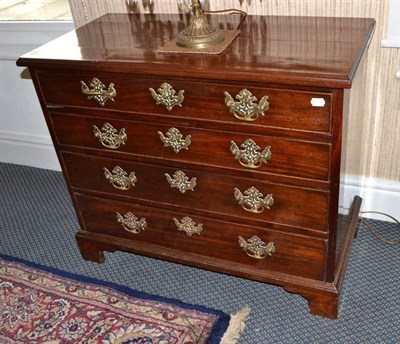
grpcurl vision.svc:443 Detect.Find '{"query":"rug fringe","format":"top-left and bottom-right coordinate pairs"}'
top-left (220, 306), bottom-right (251, 344)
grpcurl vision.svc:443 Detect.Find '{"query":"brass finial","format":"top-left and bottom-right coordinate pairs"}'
top-left (176, 0), bottom-right (224, 49)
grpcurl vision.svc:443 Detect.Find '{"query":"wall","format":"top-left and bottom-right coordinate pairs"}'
top-left (381, 0), bottom-right (400, 48)
top-left (0, 21), bottom-right (73, 170)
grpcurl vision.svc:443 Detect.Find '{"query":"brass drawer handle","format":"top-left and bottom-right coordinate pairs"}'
top-left (149, 82), bottom-right (185, 111)
top-left (224, 89), bottom-right (269, 122)
top-left (173, 216), bottom-right (203, 236)
top-left (234, 186), bottom-right (274, 213)
top-left (103, 166), bottom-right (137, 190)
top-left (238, 235), bottom-right (275, 259)
top-left (230, 138), bottom-right (272, 169)
top-left (165, 170), bottom-right (197, 194)
top-left (93, 123), bottom-right (127, 150)
top-left (158, 127), bottom-right (191, 153)
top-left (117, 212), bottom-right (147, 234)
top-left (81, 78), bottom-right (116, 106)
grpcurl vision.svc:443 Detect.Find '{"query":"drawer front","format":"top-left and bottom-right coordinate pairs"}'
top-left (62, 152), bottom-right (329, 233)
top-left (75, 193), bottom-right (326, 281)
top-left (38, 71), bottom-right (332, 133)
top-left (52, 113), bottom-right (330, 181)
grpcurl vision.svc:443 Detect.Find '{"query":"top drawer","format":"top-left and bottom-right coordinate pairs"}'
top-left (36, 71), bottom-right (332, 133)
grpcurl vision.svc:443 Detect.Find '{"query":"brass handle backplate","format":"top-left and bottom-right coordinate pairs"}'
top-left (158, 127), bottom-right (191, 153)
top-left (238, 235), bottom-right (275, 259)
top-left (93, 123), bottom-right (127, 150)
top-left (149, 82), bottom-right (185, 111)
top-left (117, 212), bottom-right (147, 234)
top-left (230, 138), bottom-right (272, 169)
top-left (165, 170), bottom-right (197, 193)
top-left (234, 186), bottom-right (274, 213)
top-left (81, 78), bottom-right (116, 106)
top-left (224, 89), bottom-right (269, 122)
top-left (173, 217), bottom-right (203, 236)
top-left (103, 166), bottom-right (137, 190)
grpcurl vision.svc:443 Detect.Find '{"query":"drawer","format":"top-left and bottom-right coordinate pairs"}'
top-left (51, 112), bottom-right (330, 181)
top-left (75, 193), bottom-right (326, 281)
top-left (62, 152), bottom-right (329, 233)
top-left (38, 71), bottom-right (332, 133)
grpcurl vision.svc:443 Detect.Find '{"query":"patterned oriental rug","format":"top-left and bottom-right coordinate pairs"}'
top-left (0, 254), bottom-right (249, 343)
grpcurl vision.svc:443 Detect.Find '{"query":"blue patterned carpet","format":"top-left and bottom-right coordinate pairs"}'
top-left (0, 162), bottom-right (399, 343)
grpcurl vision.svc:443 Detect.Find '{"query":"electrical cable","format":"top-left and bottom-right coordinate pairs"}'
top-left (204, 8), bottom-right (248, 29)
top-left (358, 211), bottom-right (400, 245)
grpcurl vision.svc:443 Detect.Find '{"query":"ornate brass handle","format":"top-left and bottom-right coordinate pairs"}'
top-left (224, 89), bottom-right (269, 122)
top-left (158, 127), bottom-right (191, 153)
top-left (234, 186), bottom-right (274, 213)
top-left (93, 123), bottom-right (127, 150)
top-left (173, 217), bottom-right (203, 236)
top-left (103, 166), bottom-right (137, 190)
top-left (238, 235), bottom-right (275, 259)
top-left (117, 212), bottom-right (147, 234)
top-left (165, 170), bottom-right (197, 194)
top-left (149, 82), bottom-right (185, 111)
top-left (81, 78), bottom-right (116, 106)
top-left (230, 139), bottom-right (272, 169)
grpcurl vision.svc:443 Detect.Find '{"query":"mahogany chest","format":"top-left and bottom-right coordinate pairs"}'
top-left (17, 13), bottom-right (375, 318)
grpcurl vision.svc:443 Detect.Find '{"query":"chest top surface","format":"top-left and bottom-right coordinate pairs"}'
top-left (17, 14), bottom-right (375, 88)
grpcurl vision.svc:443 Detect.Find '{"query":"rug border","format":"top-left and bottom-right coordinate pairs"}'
top-left (0, 253), bottom-right (231, 343)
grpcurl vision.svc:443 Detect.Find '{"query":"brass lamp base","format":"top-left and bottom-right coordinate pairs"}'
top-left (176, 0), bottom-right (224, 49)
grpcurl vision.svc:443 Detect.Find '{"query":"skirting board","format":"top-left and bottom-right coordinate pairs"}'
top-left (340, 175), bottom-right (399, 223)
top-left (0, 132), bottom-right (61, 171)
top-left (0, 134), bottom-right (398, 222)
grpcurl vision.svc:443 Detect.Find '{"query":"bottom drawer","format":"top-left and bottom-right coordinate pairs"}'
top-left (75, 193), bottom-right (327, 281)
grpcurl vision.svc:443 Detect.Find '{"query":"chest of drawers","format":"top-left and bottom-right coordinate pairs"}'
top-left (17, 13), bottom-right (375, 319)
